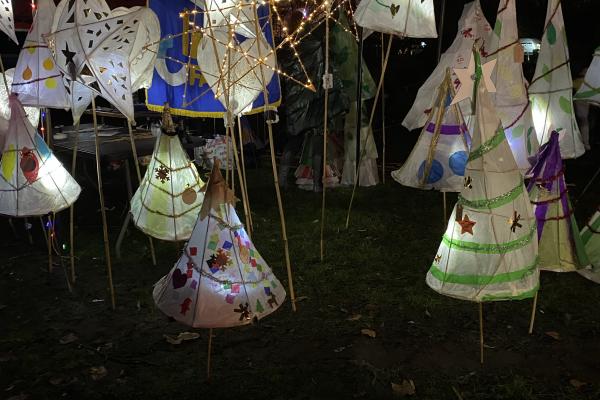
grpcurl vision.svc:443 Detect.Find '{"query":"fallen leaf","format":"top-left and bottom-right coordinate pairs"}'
top-left (360, 329), bottom-right (376, 338)
top-left (347, 314), bottom-right (362, 321)
top-left (49, 376), bottom-right (64, 386)
top-left (391, 380), bottom-right (416, 397)
top-left (569, 379), bottom-right (587, 389)
top-left (164, 332), bottom-right (200, 345)
top-left (89, 366), bottom-right (107, 381)
top-left (7, 394), bottom-right (28, 400)
top-left (545, 331), bottom-right (561, 340)
top-left (425, 309), bottom-right (431, 318)
top-left (59, 333), bottom-right (78, 345)
top-left (295, 296), bottom-right (309, 303)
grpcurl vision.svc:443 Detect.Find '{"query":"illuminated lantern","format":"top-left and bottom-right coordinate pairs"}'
top-left (526, 131), bottom-right (589, 272)
top-left (575, 47), bottom-right (600, 104)
top-left (353, 0), bottom-right (437, 38)
top-left (130, 105), bottom-right (205, 241)
top-left (153, 162), bottom-right (286, 327)
top-left (0, 69), bottom-right (40, 150)
top-left (199, 0), bottom-right (257, 39)
top-left (0, 95), bottom-right (81, 216)
top-left (578, 208), bottom-right (600, 283)
top-left (12, 0), bottom-right (70, 109)
top-left (426, 51), bottom-right (539, 302)
top-left (486, 0), bottom-right (539, 172)
top-left (529, 0), bottom-right (584, 159)
top-left (392, 71), bottom-right (470, 191)
top-left (0, 0), bottom-right (17, 44)
top-left (403, 0), bottom-right (491, 131)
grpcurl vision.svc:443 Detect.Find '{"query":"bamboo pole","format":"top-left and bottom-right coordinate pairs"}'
top-left (229, 120), bottom-right (252, 237)
top-left (127, 121), bottom-right (157, 266)
top-left (206, 328), bottom-right (213, 381)
top-left (320, 6), bottom-right (331, 262)
top-left (69, 123), bottom-right (80, 283)
top-left (91, 96), bottom-right (116, 310)
top-left (236, 116), bottom-right (253, 234)
top-left (479, 302), bottom-right (484, 364)
top-left (251, 5), bottom-right (296, 311)
top-left (381, 32), bottom-right (386, 184)
top-left (528, 292), bottom-right (538, 335)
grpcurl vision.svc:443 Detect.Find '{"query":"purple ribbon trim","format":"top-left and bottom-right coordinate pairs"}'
top-left (426, 123), bottom-right (467, 135)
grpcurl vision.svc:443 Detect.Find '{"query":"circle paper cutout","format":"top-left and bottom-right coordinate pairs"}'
top-left (449, 151), bottom-right (468, 176)
top-left (182, 187), bottom-right (197, 205)
top-left (417, 159), bottom-right (443, 184)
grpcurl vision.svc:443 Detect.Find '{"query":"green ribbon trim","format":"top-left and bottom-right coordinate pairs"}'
top-left (441, 223), bottom-right (536, 254)
top-left (458, 178), bottom-right (524, 210)
top-left (468, 128), bottom-right (506, 162)
top-left (429, 256), bottom-right (538, 285)
top-left (481, 284), bottom-right (539, 301)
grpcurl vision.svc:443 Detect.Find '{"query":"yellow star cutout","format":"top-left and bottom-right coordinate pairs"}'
top-left (451, 52), bottom-right (496, 105)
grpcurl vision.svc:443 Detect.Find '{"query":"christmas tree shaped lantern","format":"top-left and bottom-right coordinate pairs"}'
top-left (403, 0), bottom-right (491, 131)
top-left (130, 104), bottom-right (204, 241)
top-left (0, 69), bottom-right (40, 149)
top-left (578, 208), bottom-right (600, 283)
top-left (529, 0), bottom-right (585, 159)
top-left (392, 69), bottom-right (470, 191)
top-left (527, 131), bottom-right (589, 272)
top-left (0, 95), bottom-right (81, 216)
top-left (353, 0), bottom-right (437, 38)
top-left (486, 0), bottom-right (539, 171)
top-left (153, 160), bottom-right (286, 327)
top-left (575, 47), bottom-right (600, 104)
top-left (12, 0), bottom-right (70, 109)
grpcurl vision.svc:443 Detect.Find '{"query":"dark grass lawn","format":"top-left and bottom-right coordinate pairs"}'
top-left (1, 147), bottom-right (599, 400)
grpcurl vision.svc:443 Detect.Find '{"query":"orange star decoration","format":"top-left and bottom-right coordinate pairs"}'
top-left (451, 51), bottom-right (496, 105)
top-left (457, 214), bottom-right (476, 235)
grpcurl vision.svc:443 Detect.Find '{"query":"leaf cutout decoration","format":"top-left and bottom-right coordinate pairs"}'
top-left (542, 65), bottom-right (551, 83)
top-left (494, 19), bottom-right (502, 37)
top-left (559, 96), bottom-right (572, 115)
top-left (527, 127), bottom-right (534, 155)
top-left (547, 22), bottom-right (556, 45)
top-left (511, 125), bottom-right (524, 139)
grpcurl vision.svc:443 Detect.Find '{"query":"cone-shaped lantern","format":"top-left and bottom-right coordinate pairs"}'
top-left (153, 161), bottom-right (286, 328)
top-left (0, 0), bottom-right (17, 44)
top-left (575, 47), bottom-right (600, 104)
top-left (526, 131), bottom-right (589, 272)
top-left (130, 104), bottom-right (204, 241)
top-left (353, 0), bottom-right (437, 38)
top-left (0, 95), bottom-right (81, 216)
top-left (578, 208), bottom-right (600, 283)
top-left (425, 51), bottom-right (539, 302)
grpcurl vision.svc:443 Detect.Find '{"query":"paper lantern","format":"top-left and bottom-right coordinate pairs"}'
top-left (0, 0), bottom-right (17, 44)
top-left (403, 0), bottom-right (491, 131)
top-left (12, 0), bottom-right (70, 109)
top-left (485, 0), bottom-right (539, 172)
top-left (0, 69), bottom-right (40, 140)
top-left (153, 163), bottom-right (286, 328)
top-left (578, 208), bottom-right (600, 283)
top-left (529, 0), bottom-right (585, 159)
top-left (526, 131), bottom-right (589, 272)
top-left (199, 0), bottom-right (257, 39)
top-left (425, 52), bottom-right (539, 302)
top-left (353, 0), bottom-right (437, 38)
top-left (392, 71), bottom-right (470, 192)
top-left (0, 95), bottom-right (81, 216)
top-left (197, 28), bottom-right (275, 116)
top-left (575, 47), bottom-right (600, 104)
top-left (130, 106), bottom-right (205, 241)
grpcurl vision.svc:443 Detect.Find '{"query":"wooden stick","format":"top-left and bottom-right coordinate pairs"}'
top-left (345, 36), bottom-right (393, 229)
top-left (320, 5), bottom-right (331, 262)
top-left (229, 120), bottom-right (252, 237)
top-left (91, 97), bottom-right (116, 310)
top-left (381, 32), bottom-right (386, 184)
top-left (251, 6), bottom-right (297, 311)
top-left (127, 121), bottom-right (157, 266)
top-left (236, 116), bottom-right (253, 234)
top-left (206, 328), bottom-right (213, 381)
top-left (24, 217), bottom-right (33, 244)
top-left (44, 216), bottom-right (53, 273)
top-left (69, 123), bottom-right (80, 283)
top-left (528, 292), bottom-right (538, 335)
top-left (479, 302), bottom-right (484, 365)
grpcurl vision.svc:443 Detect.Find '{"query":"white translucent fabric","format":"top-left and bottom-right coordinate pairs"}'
top-left (0, 0), bottom-right (17, 43)
top-left (341, 103), bottom-right (379, 187)
top-left (392, 76), bottom-right (470, 192)
top-left (197, 28), bottom-right (275, 116)
top-left (578, 210), bottom-right (600, 283)
top-left (0, 69), bottom-right (40, 141)
top-left (353, 0), bottom-right (437, 38)
top-left (425, 83), bottom-right (539, 302)
top-left (575, 48), bottom-right (600, 104)
top-left (197, 0), bottom-right (257, 39)
top-left (12, 0), bottom-right (70, 109)
top-left (529, 0), bottom-right (584, 159)
top-left (153, 166), bottom-right (286, 328)
top-left (130, 132), bottom-right (204, 241)
top-left (485, 0), bottom-right (538, 172)
top-left (402, 1), bottom-right (491, 131)
top-left (0, 95), bottom-right (81, 216)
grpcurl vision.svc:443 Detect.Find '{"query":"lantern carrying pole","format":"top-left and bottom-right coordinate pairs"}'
top-left (69, 123), bottom-right (80, 282)
top-left (528, 292), bottom-right (538, 334)
top-left (236, 115), bottom-right (254, 234)
top-left (320, 4), bottom-right (331, 262)
top-left (206, 328), bottom-right (214, 381)
top-left (479, 302), bottom-right (484, 364)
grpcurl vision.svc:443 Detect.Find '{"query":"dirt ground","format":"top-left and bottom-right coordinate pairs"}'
top-left (1, 147), bottom-right (599, 400)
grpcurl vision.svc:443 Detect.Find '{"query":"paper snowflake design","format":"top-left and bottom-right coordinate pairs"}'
top-left (154, 165), bottom-right (170, 183)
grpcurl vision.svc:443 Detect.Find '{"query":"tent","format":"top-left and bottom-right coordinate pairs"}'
top-left (578, 208), bottom-right (600, 283)
top-left (486, 0), bottom-right (539, 172)
top-left (392, 70), bottom-right (470, 191)
top-left (153, 162), bottom-right (286, 328)
top-left (130, 105), bottom-right (205, 241)
top-left (353, 0), bottom-right (437, 39)
top-left (529, 0), bottom-right (585, 159)
top-left (426, 51), bottom-right (539, 302)
top-left (527, 131), bottom-right (589, 272)
top-left (0, 95), bottom-right (81, 216)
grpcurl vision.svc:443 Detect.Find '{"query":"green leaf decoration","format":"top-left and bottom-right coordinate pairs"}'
top-left (547, 22), bottom-right (556, 45)
top-left (494, 19), bottom-right (502, 37)
top-left (527, 127), bottom-right (534, 155)
top-left (542, 65), bottom-right (551, 83)
top-left (256, 299), bottom-right (264, 313)
top-left (559, 96), bottom-right (572, 115)
top-left (512, 125), bottom-right (524, 139)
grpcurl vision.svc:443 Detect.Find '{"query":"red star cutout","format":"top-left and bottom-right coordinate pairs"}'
top-left (457, 214), bottom-right (476, 235)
